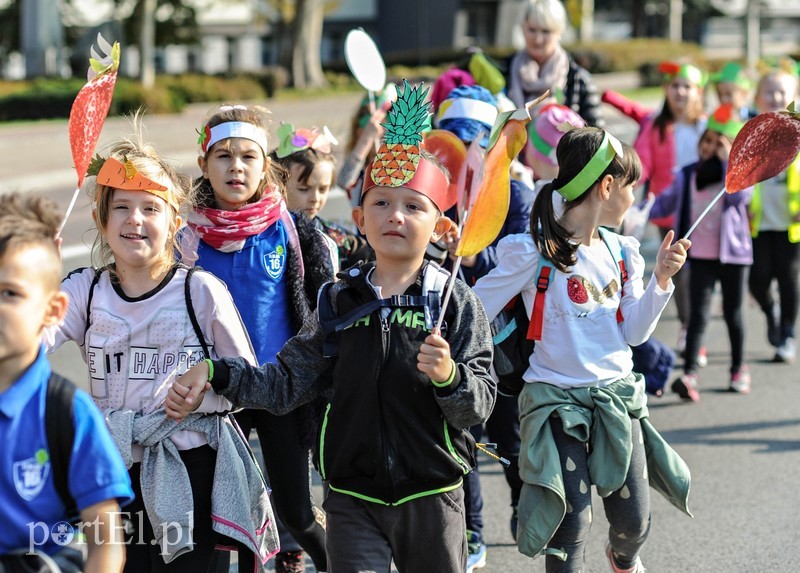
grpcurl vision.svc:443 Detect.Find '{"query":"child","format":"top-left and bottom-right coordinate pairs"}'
top-left (711, 62), bottom-right (754, 120)
top-left (650, 104), bottom-right (753, 400)
top-left (633, 61), bottom-right (707, 358)
top-left (747, 68), bottom-right (800, 363)
top-left (274, 122), bottom-right (372, 269)
top-left (168, 82), bottom-right (496, 573)
top-left (0, 193), bottom-right (133, 572)
top-left (472, 127), bottom-right (693, 572)
top-left (44, 126), bottom-right (277, 572)
top-left (183, 104), bottom-right (334, 573)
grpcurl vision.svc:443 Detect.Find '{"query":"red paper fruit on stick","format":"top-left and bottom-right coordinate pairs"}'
top-left (70, 34), bottom-right (121, 188)
top-left (725, 102), bottom-right (800, 193)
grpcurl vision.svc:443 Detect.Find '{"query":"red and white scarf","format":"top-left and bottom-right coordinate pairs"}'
top-left (184, 185), bottom-right (302, 274)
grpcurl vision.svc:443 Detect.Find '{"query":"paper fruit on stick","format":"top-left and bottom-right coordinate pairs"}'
top-left (422, 130), bottom-right (467, 212)
top-left (69, 34), bottom-right (120, 187)
top-left (456, 96), bottom-right (549, 257)
top-left (726, 102), bottom-right (800, 193)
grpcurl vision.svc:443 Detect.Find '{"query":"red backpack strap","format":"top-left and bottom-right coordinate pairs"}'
top-left (527, 255), bottom-right (554, 341)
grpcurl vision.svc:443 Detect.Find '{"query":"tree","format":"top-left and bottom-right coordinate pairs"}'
top-left (261, 0), bottom-right (327, 88)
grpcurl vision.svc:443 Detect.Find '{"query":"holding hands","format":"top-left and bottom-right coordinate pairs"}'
top-left (165, 361), bottom-right (211, 420)
top-left (654, 229), bottom-right (691, 289)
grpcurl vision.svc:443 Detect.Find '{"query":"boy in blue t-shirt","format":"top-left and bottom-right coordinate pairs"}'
top-left (0, 193), bottom-right (133, 569)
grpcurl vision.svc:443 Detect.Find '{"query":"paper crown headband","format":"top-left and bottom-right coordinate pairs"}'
top-left (706, 103), bottom-right (744, 139)
top-left (755, 56), bottom-right (800, 78)
top-left (711, 62), bottom-right (752, 90)
top-left (363, 80), bottom-right (449, 211)
top-left (436, 96), bottom-right (499, 128)
top-left (555, 130), bottom-right (623, 201)
top-left (527, 103), bottom-right (586, 166)
top-left (88, 156), bottom-right (178, 210)
top-left (658, 61), bottom-right (708, 87)
top-left (276, 123), bottom-right (338, 158)
top-left (197, 120), bottom-right (269, 157)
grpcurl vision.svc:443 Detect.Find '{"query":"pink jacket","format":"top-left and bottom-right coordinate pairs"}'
top-left (634, 113), bottom-right (678, 229)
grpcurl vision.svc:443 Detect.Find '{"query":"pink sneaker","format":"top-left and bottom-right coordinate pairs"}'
top-left (696, 346), bottom-right (707, 368)
top-left (671, 373), bottom-right (700, 402)
top-left (729, 366), bottom-right (751, 394)
top-left (606, 543), bottom-right (646, 572)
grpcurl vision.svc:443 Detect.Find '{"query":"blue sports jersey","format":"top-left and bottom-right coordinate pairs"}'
top-left (196, 218), bottom-right (294, 365)
top-left (0, 347), bottom-right (133, 555)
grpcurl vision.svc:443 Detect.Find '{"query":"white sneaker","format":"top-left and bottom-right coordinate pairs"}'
top-left (696, 346), bottom-right (707, 368)
top-left (775, 338), bottom-right (796, 364)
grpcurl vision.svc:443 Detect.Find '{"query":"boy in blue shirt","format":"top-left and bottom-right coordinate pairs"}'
top-left (0, 193), bottom-right (133, 570)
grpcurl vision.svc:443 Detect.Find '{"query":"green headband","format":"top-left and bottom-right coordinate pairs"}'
top-left (555, 131), bottom-right (622, 201)
top-left (528, 122), bottom-right (555, 160)
top-left (712, 62), bottom-right (752, 90)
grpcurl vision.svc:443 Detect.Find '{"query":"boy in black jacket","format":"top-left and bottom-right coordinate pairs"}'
top-left (167, 81), bottom-right (496, 573)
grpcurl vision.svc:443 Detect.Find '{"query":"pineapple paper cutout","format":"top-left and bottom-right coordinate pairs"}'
top-left (371, 80), bottom-right (431, 187)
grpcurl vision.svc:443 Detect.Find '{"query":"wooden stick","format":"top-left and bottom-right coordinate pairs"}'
top-left (56, 187), bottom-right (81, 240)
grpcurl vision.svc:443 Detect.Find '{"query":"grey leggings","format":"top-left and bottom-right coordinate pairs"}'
top-left (545, 416), bottom-right (651, 573)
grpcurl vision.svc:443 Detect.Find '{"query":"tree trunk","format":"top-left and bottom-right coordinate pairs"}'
top-left (140, 0), bottom-right (156, 88)
top-left (630, 0), bottom-right (646, 38)
top-left (290, 0), bottom-right (326, 88)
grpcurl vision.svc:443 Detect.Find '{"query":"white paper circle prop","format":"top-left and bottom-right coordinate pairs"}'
top-left (344, 28), bottom-right (386, 93)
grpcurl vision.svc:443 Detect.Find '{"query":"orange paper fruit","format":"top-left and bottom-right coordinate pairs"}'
top-left (455, 116), bottom-right (529, 257)
top-left (422, 129), bottom-right (467, 212)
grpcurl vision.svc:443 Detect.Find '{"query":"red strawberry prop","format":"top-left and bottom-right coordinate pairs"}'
top-left (684, 101), bottom-right (800, 239)
top-left (58, 34), bottom-right (120, 238)
top-left (725, 102), bottom-right (800, 193)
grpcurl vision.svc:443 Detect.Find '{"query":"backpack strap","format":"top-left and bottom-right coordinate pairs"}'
top-left (83, 268), bottom-right (104, 339)
top-left (45, 373), bottom-right (79, 523)
top-left (184, 266), bottom-right (210, 359)
top-left (527, 254), bottom-right (554, 341)
top-left (598, 227), bottom-right (628, 324)
top-left (317, 262), bottom-right (451, 357)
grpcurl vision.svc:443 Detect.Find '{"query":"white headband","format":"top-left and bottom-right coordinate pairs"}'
top-left (202, 121), bottom-right (269, 156)
top-left (438, 98), bottom-right (499, 127)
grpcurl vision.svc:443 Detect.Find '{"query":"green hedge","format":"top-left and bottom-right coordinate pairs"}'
top-left (0, 71), bottom-right (286, 122)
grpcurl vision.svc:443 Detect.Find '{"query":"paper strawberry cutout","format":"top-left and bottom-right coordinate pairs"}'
top-left (726, 102), bottom-right (800, 193)
top-left (69, 34), bottom-right (120, 187)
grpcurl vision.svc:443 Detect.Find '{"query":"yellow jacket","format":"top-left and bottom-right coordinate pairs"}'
top-left (749, 153), bottom-right (800, 243)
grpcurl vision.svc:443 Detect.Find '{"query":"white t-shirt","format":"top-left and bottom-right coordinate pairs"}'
top-left (673, 120), bottom-right (706, 173)
top-left (473, 233), bottom-right (673, 388)
top-left (45, 266), bottom-right (257, 456)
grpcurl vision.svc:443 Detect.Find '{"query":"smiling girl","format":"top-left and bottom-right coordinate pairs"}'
top-left (45, 123), bottom-right (277, 572)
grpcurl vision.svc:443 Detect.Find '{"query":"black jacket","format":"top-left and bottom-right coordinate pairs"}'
top-left (210, 261), bottom-right (496, 505)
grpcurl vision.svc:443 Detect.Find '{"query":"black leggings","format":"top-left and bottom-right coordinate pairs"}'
top-left (123, 445), bottom-right (230, 573)
top-left (235, 408), bottom-right (327, 571)
top-left (684, 259), bottom-right (748, 374)
top-left (749, 231), bottom-right (800, 341)
top-left (545, 417), bottom-right (651, 573)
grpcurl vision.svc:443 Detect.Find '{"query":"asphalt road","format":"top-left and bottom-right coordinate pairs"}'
top-left (3, 85), bottom-right (798, 572)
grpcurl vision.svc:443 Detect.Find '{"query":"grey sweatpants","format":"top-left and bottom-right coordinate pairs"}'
top-left (323, 488), bottom-right (467, 573)
top-left (545, 416), bottom-right (651, 573)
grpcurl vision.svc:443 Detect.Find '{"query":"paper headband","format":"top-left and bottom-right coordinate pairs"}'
top-left (437, 97), bottom-right (499, 128)
top-left (706, 103), bottom-right (744, 139)
top-left (276, 123), bottom-right (338, 158)
top-left (658, 62), bottom-right (708, 87)
top-left (363, 80), bottom-right (450, 211)
top-left (555, 131), bottom-right (623, 201)
top-left (712, 62), bottom-right (752, 90)
top-left (91, 156), bottom-right (178, 211)
top-left (197, 121), bottom-right (269, 157)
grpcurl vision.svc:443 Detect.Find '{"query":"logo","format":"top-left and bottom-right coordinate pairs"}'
top-left (51, 522), bottom-right (75, 546)
top-left (13, 450), bottom-right (50, 501)
top-left (264, 245), bottom-right (286, 280)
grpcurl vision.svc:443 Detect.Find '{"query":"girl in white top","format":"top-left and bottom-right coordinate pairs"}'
top-left (45, 123), bottom-right (261, 572)
top-left (473, 127), bottom-right (691, 572)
